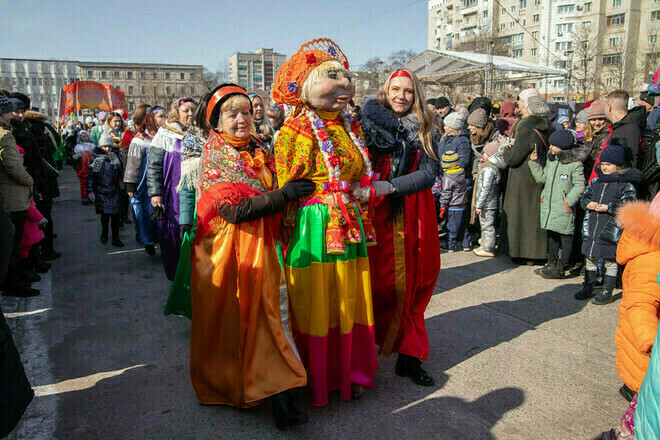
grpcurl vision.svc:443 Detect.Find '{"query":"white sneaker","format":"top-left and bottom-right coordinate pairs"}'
top-left (473, 247), bottom-right (495, 257)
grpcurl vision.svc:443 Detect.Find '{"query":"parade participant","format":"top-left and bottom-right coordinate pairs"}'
top-left (189, 84), bottom-right (311, 428)
top-left (90, 111), bottom-right (107, 145)
top-left (87, 133), bottom-right (124, 247)
top-left (273, 38), bottom-right (377, 405)
top-left (121, 104), bottom-right (151, 153)
top-left (73, 130), bottom-right (96, 204)
top-left (359, 67), bottom-right (440, 387)
top-left (147, 97), bottom-right (196, 280)
top-left (124, 109), bottom-right (159, 256)
top-left (266, 104), bottom-right (285, 132)
top-left (250, 94), bottom-right (275, 146)
top-left (104, 111), bottom-right (126, 147)
top-left (152, 106), bottom-right (167, 128)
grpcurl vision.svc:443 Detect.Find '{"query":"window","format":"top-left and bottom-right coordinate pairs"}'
top-left (585, 2), bottom-right (592, 11)
top-left (141, 86), bottom-right (145, 94)
top-left (520, 0), bottom-right (526, 9)
top-left (510, 21), bottom-right (515, 29)
top-left (555, 41), bottom-right (573, 51)
top-left (652, 11), bottom-right (660, 21)
top-left (555, 61), bottom-right (568, 69)
top-left (582, 40), bottom-right (589, 49)
top-left (557, 5), bottom-right (574, 14)
top-left (128, 86), bottom-right (133, 94)
top-left (607, 14), bottom-right (625, 26)
top-left (101, 71), bottom-right (107, 79)
top-left (651, 34), bottom-right (658, 44)
top-left (557, 23), bottom-right (574, 33)
top-left (602, 53), bottom-right (622, 65)
top-left (499, 24), bottom-right (505, 31)
top-left (180, 72), bottom-right (185, 80)
top-left (191, 86), bottom-right (195, 94)
top-left (166, 86), bottom-right (171, 94)
top-left (531, 48), bottom-right (537, 56)
top-left (532, 31), bottom-right (538, 39)
top-left (584, 21), bottom-right (592, 29)
top-left (153, 86), bottom-right (157, 94)
top-left (455, 20), bottom-right (460, 26)
top-left (153, 72), bottom-right (158, 79)
top-left (612, 0), bottom-right (621, 6)
top-left (553, 79), bottom-right (565, 88)
top-left (535, 0), bottom-right (540, 4)
top-left (512, 49), bottom-right (523, 57)
top-left (606, 77), bottom-right (617, 86)
top-left (533, 14), bottom-right (539, 22)
top-left (510, 6), bottom-right (515, 13)
top-left (501, 7), bottom-right (505, 15)
top-left (483, 10), bottom-right (488, 17)
top-left (113, 71), bottom-right (119, 79)
top-left (140, 72), bottom-right (145, 79)
top-left (87, 70), bottom-right (93, 78)
top-left (609, 37), bottom-right (619, 47)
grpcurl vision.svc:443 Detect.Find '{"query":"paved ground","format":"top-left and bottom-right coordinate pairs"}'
top-left (4, 169), bottom-right (628, 439)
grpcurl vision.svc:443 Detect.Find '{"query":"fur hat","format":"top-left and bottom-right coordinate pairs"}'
top-left (587, 101), bottom-right (607, 120)
top-left (443, 112), bottom-right (465, 130)
top-left (599, 140), bottom-right (626, 167)
top-left (549, 129), bottom-right (575, 150)
top-left (441, 150), bottom-right (459, 169)
top-left (526, 96), bottom-right (549, 117)
top-left (435, 96), bottom-right (450, 109)
top-left (273, 38), bottom-right (349, 106)
top-left (467, 108), bottom-right (488, 128)
top-left (484, 140), bottom-right (499, 157)
top-left (576, 109), bottom-right (589, 124)
top-left (9, 98), bottom-right (25, 111)
top-left (9, 92), bottom-right (30, 110)
top-left (0, 95), bottom-right (13, 114)
top-left (98, 132), bottom-right (115, 148)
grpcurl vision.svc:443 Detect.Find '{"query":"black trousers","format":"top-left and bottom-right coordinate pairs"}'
top-left (101, 214), bottom-right (120, 241)
top-left (547, 230), bottom-right (573, 270)
top-left (35, 200), bottom-right (54, 253)
top-left (0, 206), bottom-right (15, 285)
top-left (4, 211), bottom-right (27, 288)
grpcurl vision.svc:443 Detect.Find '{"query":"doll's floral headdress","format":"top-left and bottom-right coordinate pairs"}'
top-left (272, 38), bottom-right (350, 106)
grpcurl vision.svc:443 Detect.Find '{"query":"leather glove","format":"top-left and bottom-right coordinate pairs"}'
top-left (372, 181), bottom-right (394, 197)
top-left (88, 192), bottom-right (95, 203)
top-left (151, 205), bottom-right (165, 221)
top-left (179, 224), bottom-right (192, 242)
top-left (439, 207), bottom-right (446, 219)
top-left (280, 179), bottom-right (315, 202)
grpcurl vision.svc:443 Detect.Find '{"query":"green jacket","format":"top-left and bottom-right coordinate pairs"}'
top-left (528, 146), bottom-right (586, 235)
top-left (0, 121), bottom-right (33, 212)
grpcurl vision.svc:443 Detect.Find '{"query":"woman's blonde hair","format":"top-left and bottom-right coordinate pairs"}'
top-left (301, 60), bottom-right (349, 103)
top-left (376, 68), bottom-right (438, 160)
top-left (250, 95), bottom-right (274, 136)
top-left (583, 121), bottom-right (595, 142)
top-left (167, 97), bottom-right (198, 124)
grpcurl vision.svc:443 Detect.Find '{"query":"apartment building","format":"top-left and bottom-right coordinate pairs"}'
top-left (228, 48), bottom-right (286, 93)
top-left (428, 0), bottom-right (660, 100)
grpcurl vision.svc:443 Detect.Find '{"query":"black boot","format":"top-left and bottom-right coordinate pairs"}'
top-left (592, 275), bottom-right (616, 305)
top-left (574, 270), bottom-right (597, 300)
top-left (271, 391), bottom-right (308, 430)
top-left (540, 260), bottom-right (564, 279)
top-left (144, 244), bottom-right (155, 256)
top-left (111, 239), bottom-right (124, 248)
top-left (395, 353), bottom-right (435, 386)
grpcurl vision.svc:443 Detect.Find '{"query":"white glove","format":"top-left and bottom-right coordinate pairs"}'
top-left (372, 181), bottom-right (394, 197)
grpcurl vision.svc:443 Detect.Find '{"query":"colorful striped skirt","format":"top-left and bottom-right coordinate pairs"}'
top-left (285, 202), bottom-right (377, 406)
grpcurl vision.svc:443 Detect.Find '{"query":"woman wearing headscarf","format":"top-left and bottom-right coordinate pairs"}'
top-left (500, 90), bottom-right (551, 262)
top-left (359, 68), bottom-right (441, 387)
top-left (147, 97), bottom-right (197, 280)
top-left (189, 84), bottom-right (311, 428)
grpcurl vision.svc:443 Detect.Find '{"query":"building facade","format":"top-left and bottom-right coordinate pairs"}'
top-left (428, 0), bottom-right (660, 100)
top-left (228, 48), bottom-right (286, 94)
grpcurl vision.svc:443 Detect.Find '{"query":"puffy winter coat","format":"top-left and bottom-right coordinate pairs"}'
top-left (0, 121), bottom-right (33, 212)
top-left (473, 152), bottom-right (506, 211)
top-left (634, 273), bottom-right (660, 439)
top-left (439, 167), bottom-right (468, 208)
top-left (87, 148), bottom-right (123, 215)
top-left (611, 106), bottom-right (646, 168)
top-left (436, 129), bottom-right (472, 176)
top-left (581, 172), bottom-right (637, 260)
top-left (20, 199), bottom-right (44, 258)
top-left (529, 147), bottom-right (586, 235)
top-left (614, 200), bottom-right (660, 392)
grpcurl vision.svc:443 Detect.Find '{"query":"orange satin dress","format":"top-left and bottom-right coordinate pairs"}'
top-left (189, 131), bottom-right (306, 407)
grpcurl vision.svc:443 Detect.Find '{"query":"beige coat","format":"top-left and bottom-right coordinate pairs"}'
top-left (0, 120), bottom-right (33, 211)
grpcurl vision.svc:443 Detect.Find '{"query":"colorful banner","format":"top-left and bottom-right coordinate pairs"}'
top-left (59, 81), bottom-right (126, 116)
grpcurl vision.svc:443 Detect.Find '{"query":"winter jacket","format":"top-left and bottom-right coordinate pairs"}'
top-left (473, 152), bottom-right (506, 211)
top-left (20, 199), bottom-right (44, 258)
top-left (90, 125), bottom-right (103, 146)
top-left (147, 122), bottom-right (185, 198)
top-left (87, 148), bottom-right (123, 215)
top-left (123, 134), bottom-right (151, 193)
top-left (529, 147), bottom-right (586, 235)
top-left (614, 200), bottom-right (660, 392)
top-left (611, 106), bottom-right (647, 168)
top-left (24, 111), bottom-right (60, 200)
top-left (436, 129), bottom-right (472, 176)
top-left (470, 122), bottom-right (501, 179)
top-left (439, 167), bottom-right (468, 208)
top-left (634, 273), bottom-right (660, 439)
top-left (583, 126), bottom-right (610, 180)
top-left (0, 121), bottom-right (33, 212)
top-left (0, 302), bottom-right (34, 438)
top-left (581, 171), bottom-right (637, 260)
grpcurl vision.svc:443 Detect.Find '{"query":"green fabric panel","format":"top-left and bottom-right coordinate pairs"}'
top-left (164, 204), bottom-right (196, 319)
top-left (286, 203), bottom-right (368, 269)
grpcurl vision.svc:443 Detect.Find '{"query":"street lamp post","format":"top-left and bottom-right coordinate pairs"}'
top-left (564, 50), bottom-right (574, 103)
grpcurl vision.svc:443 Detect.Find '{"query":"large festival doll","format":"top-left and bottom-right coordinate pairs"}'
top-left (358, 68), bottom-right (441, 387)
top-left (189, 84), bottom-right (313, 428)
top-left (273, 38), bottom-right (378, 406)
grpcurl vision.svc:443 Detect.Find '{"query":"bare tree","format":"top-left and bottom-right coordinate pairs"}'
top-left (387, 50), bottom-right (417, 70)
top-left (570, 26), bottom-right (602, 100)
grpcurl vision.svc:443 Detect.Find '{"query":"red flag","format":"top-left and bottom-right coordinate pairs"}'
top-left (59, 81), bottom-right (126, 116)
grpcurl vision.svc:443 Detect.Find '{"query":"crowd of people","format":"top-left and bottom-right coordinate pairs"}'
top-left (1, 37), bottom-right (660, 438)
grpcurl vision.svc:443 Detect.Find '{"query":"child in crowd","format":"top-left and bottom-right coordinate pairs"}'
top-left (472, 140), bottom-right (506, 257)
top-left (529, 129), bottom-right (586, 278)
top-left (575, 140), bottom-right (637, 304)
top-left (439, 150), bottom-right (470, 252)
top-left (73, 130), bottom-right (96, 204)
top-left (87, 133), bottom-right (124, 247)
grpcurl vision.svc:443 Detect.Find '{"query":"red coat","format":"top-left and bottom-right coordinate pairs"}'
top-left (20, 199), bottom-right (44, 258)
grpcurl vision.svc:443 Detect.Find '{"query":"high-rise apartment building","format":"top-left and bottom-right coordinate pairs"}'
top-left (228, 48), bottom-right (286, 93)
top-left (428, 0), bottom-right (660, 100)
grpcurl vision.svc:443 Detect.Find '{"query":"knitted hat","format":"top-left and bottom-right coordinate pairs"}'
top-left (435, 96), bottom-right (450, 109)
top-left (443, 112), bottom-right (465, 130)
top-left (97, 111), bottom-right (108, 121)
top-left (273, 38), bottom-right (349, 106)
top-left (98, 132), bottom-right (115, 148)
top-left (484, 140), bottom-right (499, 157)
top-left (85, 116), bottom-right (93, 124)
top-left (467, 108), bottom-right (488, 128)
top-left (587, 101), bottom-right (607, 120)
top-left (469, 97), bottom-right (492, 116)
top-left (9, 98), bottom-right (25, 111)
top-left (549, 129), bottom-right (575, 150)
top-left (576, 109), bottom-right (588, 124)
top-left (0, 95), bottom-right (13, 114)
top-left (599, 141), bottom-right (626, 167)
top-left (519, 88), bottom-right (540, 105)
top-left (9, 92), bottom-right (30, 110)
top-left (441, 150), bottom-right (460, 169)
top-left (650, 191), bottom-right (660, 217)
top-left (557, 116), bottom-right (570, 125)
top-left (526, 96), bottom-right (549, 117)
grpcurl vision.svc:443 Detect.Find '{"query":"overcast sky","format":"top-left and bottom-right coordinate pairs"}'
top-left (2, 0), bottom-right (428, 71)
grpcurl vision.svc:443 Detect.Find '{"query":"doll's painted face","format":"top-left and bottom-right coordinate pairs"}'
top-left (306, 69), bottom-right (355, 112)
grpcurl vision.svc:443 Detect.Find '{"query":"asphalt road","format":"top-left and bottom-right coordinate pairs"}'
top-left (3, 168), bottom-right (628, 439)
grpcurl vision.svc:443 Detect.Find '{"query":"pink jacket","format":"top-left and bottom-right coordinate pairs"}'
top-left (20, 198), bottom-right (44, 258)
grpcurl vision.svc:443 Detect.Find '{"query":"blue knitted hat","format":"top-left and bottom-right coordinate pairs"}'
top-left (549, 129), bottom-right (575, 150)
top-left (599, 140), bottom-right (626, 167)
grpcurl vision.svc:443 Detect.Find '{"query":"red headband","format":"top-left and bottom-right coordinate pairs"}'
top-left (206, 86), bottom-right (249, 122)
top-left (390, 70), bottom-right (412, 80)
